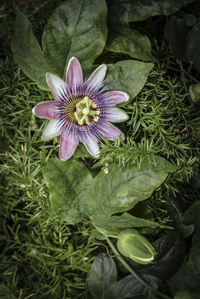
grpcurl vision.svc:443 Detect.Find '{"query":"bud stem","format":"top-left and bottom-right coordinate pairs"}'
top-left (106, 236), bottom-right (171, 299)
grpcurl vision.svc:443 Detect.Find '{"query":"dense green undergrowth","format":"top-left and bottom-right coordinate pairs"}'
top-left (1, 0), bottom-right (200, 298)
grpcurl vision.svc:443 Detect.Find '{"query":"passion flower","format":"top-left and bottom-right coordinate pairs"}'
top-left (32, 57), bottom-right (129, 160)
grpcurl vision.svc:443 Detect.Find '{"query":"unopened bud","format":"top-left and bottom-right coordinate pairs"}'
top-left (117, 229), bottom-right (156, 264)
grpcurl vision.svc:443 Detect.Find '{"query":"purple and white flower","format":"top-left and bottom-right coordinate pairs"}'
top-left (32, 57), bottom-right (129, 160)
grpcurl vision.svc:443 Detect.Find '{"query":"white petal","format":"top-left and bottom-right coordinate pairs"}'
top-left (105, 108), bottom-right (129, 123)
top-left (46, 73), bottom-right (66, 100)
top-left (42, 119), bottom-right (61, 140)
top-left (82, 136), bottom-right (100, 158)
top-left (86, 64), bottom-right (107, 90)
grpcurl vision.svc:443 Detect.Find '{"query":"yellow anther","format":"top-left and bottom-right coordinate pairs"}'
top-left (73, 96), bottom-right (100, 125)
top-left (82, 107), bottom-right (89, 114)
top-left (93, 116), bottom-right (99, 122)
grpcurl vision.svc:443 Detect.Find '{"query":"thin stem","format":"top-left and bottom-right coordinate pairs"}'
top-left (177, 61), bottom-right (189, 96)
top-left (106, 236), bottom-right (172, 299)
top-left (106, 236), bottom-right (151, 289)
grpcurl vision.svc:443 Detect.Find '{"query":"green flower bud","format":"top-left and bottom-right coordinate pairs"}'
top-left (189, 83), bottom-right (200, 103)
top-left (117, 229), bottom-right (156, 264)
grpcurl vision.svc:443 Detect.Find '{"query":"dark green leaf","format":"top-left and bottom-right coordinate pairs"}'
top-left (182, 200), bottom-right (200, 244)
top-left (168, 202), bottom-right (200, 295)
top-left (107, 274), bottom-right (160, 299)
top-left (11, 4), bottom-right (49, 90)
top-left (174, 290), bottom-right (200, 299)
top-left (91, 229), bottom-right (106, 241)
top-left (180, 223), bottom-right (194, 238)
top-left (88, 256), bottom-right (117, 299)
top-left (189, 83), bottom-right (200, 103)
top-left (43, 156), bottom-right (175, 231)
top-left (168, 242), bottom-right (200, 295)
top-left (106, 25), bottom-right (154, 62)
top-left (104, 60), bottom-right (154, 99)
top-left (186, 0), bottom-right (200, 17)
top-left (183, 201), bottom-right (200, 228)
top-left (108, 0), bottom-right (194, 24)
top-left (42, 158), bottom-right (92, 223)
top-left (42, 0), bottom-right (107, 77)
top-left (142, 230), bottom-right (185, 280)
top-left (164, 16), bottom-right (189, 61)
top-left (186, 19), bottom-right (200, 71)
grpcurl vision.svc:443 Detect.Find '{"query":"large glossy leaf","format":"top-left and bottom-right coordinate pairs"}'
top-left (186, 0), bottom-right (200, 16)
top-left (11, 4), bottom-right (49, 90)
top-left (106, 274), bottom-right (160, 299)
top-left (42, 158), bottom-right (92, 223)
top-left (142, 230), bottom-right (185, 279)
top-left (106, 25), bottom-right (154, 62)
top-left (88, 256), bottom-right (117, 299)
top-left (88, 256), bottom-right (160, 299)
top-left (104, 60), bottom-right (154, 100)
top-left (108, 0), bottom-right (195, 24)
top-left (43, 155), bottom-right (175, 229)
top-left (42, 0), bottom-right (107, 77)
top-left (11, 1), bottom-right (107, 89)
top-left (78, 155), bottom-right (175, 219)
top-left (186, 19), bottom-right (200, 71)
top-left (164, 16), bottom-right (189, 62)
top-left (167, 202), bottom-right (200, 295)
top-left (182, 201), bottom-right (200, 231)
top-left (168, 243), bottom-right (200, 295)
top-left (92, 213), bottom-right (161, 238)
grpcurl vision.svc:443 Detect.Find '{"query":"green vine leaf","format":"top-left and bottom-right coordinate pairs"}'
top-left (106, 25), bottom-right (154, 62)
top-left (78, 155), bottom-right (175, 219)
top-left (42, 158), bottom-right (92, 223)
top-left (108, 0), bottom-right (195, 24)
top-left (88, 256), bottom-right (161, 299)
top-left (186, 19), bottom-right (200, 71)
top-left (142, 230), bottom-right (186, 280)
top-left (88, 256), bottom-right (117, 299)
top-left (92, 213), bottom-right (161, 238)
top-left (42, 0), bottom-right (107, 77)
top-left (106, 274), bottom-right (160, 299)
top-left (43, 155), bottom-right (175, 231)
top-left (11, 4), bottom-right (49, 90)
top-left (11, 0), bottom-right (107, 89)
top-left (104, 60), bottom-right (154, 99)
top-left (168, 201), bottom-right (200, 296)
top-left (164, 16), bottom-right (189, 62)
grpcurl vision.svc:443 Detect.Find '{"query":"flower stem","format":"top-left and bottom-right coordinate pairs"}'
top-left (105, 236), bottom-right (172, 299)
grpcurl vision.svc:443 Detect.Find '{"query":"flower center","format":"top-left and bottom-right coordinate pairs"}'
top-left (73, 96), bottom-right (100, 125)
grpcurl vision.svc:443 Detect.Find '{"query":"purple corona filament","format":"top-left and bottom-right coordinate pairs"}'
top-left (32, 57), bottom-right (129, 160)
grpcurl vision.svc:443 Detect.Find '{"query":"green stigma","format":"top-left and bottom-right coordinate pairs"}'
top-left (74, 96), bottom-right (100, 125)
